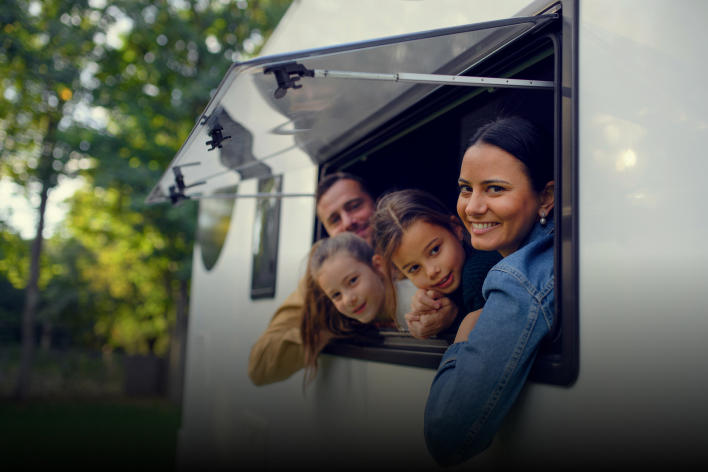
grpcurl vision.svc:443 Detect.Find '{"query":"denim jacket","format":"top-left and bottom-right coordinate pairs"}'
top-left (424, 220), bottom-right (555, 466)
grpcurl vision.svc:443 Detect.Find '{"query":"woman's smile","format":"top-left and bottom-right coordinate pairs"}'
top-left (469, 222), bottom-right (500, 235)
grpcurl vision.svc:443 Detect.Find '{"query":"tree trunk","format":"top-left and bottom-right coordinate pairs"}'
top-left (168, 278), bottom-right (190, 405)
top-left (40, 320), bottom-right (52, 351)
top-left (14, 176), bottom-right (50, 399)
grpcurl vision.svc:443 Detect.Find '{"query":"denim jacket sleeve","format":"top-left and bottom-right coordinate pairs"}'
top-left (423, 223), bottom-right (555, 466)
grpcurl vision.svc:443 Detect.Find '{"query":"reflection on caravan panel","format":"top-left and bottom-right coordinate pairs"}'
top-left (573, 0), bottom-right (708, 460)
top-left (171, 0), bottom-right (708, 470)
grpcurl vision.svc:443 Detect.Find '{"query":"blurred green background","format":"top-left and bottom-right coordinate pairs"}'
top-left (0, 0), bottom-right (291, 468)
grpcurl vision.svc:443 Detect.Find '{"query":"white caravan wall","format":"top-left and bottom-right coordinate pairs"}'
top-left (178, 0), bottom-right (708, 469)
top-left (575, 0), bottom-right (708, 461)
top-left (480, 0), bottom-right (708, 468)
top-left (178, 1), bottom-right (534, 469)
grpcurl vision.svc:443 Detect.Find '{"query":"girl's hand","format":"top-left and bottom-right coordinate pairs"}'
top-left (405, 289), bottom-right (458, 339)
top-left (453, 309), bottom-right (483, 343)
top-left (410, 288), bottom-right (450, 314)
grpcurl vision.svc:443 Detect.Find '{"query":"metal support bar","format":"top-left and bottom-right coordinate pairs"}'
top-left (312, 69), bottom-right (554, 89)
top-left (196, 192), bottom-right (315, 200)
top-left (265, 61), bottom-right (554, 98)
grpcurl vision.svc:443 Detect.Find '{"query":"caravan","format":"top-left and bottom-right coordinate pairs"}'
top-left (149, 0), bottom-right (708, 468)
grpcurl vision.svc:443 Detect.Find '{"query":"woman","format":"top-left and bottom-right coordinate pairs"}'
top-left (424, 116), bottom-right (555, 466)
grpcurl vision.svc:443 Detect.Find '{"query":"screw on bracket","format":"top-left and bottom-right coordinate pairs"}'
top-left (169, 163), bottom-right (203, 205)
top-left (206, 125), bottom-right (232, 151)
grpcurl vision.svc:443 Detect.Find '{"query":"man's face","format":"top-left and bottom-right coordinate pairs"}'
top-left (316, 179), bottom-right (375, 244)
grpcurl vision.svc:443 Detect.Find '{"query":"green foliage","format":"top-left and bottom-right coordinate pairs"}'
top-left (0, 227), bottom-right (26, 341)
top-left (0, 223), bottom-right (29, 288)
top-left (0, 0), bottom-right (292, 354)
top-left (87, 0), bottom-right (292, 192)
top-left (65, 187), bottom-right (177, 354)
top-left (37, 234), bottom-right (97, 346)
top-left (0, 0), bottom-right (109, 186)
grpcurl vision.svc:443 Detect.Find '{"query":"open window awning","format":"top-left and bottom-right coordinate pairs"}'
top-left (146, 9), bottom-right (558, 204)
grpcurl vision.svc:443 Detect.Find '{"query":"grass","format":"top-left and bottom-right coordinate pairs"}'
top-left (0, 398), bottom-right (181, 471)
top-left (0, 345), bottom-right (181, 470)
top-left (0, 345), bottom-right (124, 397)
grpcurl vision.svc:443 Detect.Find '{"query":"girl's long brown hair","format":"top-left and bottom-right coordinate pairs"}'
top-left (300, 233), bottom-right (394, 387)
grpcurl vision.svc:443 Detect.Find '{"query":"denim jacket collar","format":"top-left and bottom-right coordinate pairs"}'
top-left (518, 218), bottom-right (555, 252)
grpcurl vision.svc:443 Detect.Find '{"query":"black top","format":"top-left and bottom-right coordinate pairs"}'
top-left (461, 245), bottom-right (503, 313)
top-left (442, 245), bottom-right (502, 339)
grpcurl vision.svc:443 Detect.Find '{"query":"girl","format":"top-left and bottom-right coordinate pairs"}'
top-left (424, 116), bottom-right (556, 466)
top-left (371, 189), bottom-right (501, 339)
top-left (300, 232), bottom-right (396, 384)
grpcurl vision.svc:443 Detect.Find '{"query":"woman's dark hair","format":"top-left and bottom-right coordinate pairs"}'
top-left (468, 116), bottom-right (553, 192)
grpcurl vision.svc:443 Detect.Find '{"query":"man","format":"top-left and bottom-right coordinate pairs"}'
top-left (247, 172), bottom-right (457, 386)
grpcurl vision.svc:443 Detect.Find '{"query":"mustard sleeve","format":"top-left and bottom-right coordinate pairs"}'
top-left (247, 277), bottom-right (307, 386)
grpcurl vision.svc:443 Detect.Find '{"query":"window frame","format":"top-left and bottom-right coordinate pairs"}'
top-left (321, 0), bottom-right (578, 387)
top-left (250, 175), bottom-right (283, 299)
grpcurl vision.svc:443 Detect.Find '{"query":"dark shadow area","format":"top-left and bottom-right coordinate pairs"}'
top-left (0, 398), bottom-right (180, 471)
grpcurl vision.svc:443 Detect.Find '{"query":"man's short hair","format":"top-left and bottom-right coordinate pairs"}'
top-left (315, 172), bottom-right (371, 204)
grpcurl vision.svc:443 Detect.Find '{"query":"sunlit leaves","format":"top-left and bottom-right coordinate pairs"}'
top-left (0, 0), bottom-right (114, 187)
top-left (1, 0), bottom-right (292, 355)
top-left (0, 226), bottom-right (30, 289)
top-left (66, 187), bottom-right (174, 354)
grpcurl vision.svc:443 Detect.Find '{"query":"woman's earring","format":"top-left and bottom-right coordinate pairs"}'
top-left (539, 210), bottom-right (547, 226)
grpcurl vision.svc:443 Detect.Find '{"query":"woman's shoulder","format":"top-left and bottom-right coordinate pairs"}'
top-left (486, 222), bottom-right (554, 291)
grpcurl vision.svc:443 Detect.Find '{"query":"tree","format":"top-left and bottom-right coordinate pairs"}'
top-left (1, 0), bottom-right (292, 400)
top-left (80, 0), bottom-right (292, 402)
top-left (1, 0), bottom-right (115, 399)
top-left (78, 0), bottom-right (291, 402)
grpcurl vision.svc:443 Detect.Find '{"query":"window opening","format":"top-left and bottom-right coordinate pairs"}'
top-left (321, 19), bottom-right (576, 387)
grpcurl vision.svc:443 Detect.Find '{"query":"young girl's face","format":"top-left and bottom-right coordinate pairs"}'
top-left (390, 220), bottom-right (465, 295)
top-left (316, 253), bottom-right (386, 324)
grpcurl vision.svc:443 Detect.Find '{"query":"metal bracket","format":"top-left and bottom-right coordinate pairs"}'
top-left (206, 125), bottom-right (232, 151)
top-left (169, 162), bottom-right (205, 205)
top-left (263, 62), bottom-right (315, 98)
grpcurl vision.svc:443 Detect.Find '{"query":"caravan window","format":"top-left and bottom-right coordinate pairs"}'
top-left (148, 0), bottom-right (578, 386)
top-left (250, 175), bottom-right (282, 299)
top-left (313, 4), bottom-right (576, 386)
